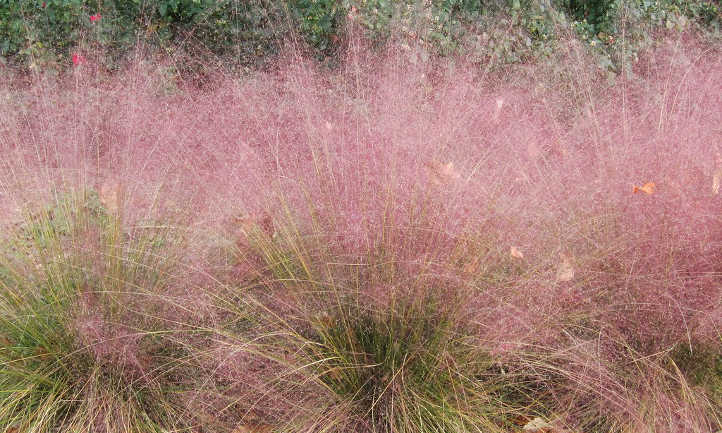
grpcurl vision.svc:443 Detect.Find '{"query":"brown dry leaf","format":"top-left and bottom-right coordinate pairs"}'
top-left (632, 182), bottom-right (656, 195)
top-left (556, 254), bottom-right (575, 282)
top-left (233, 424), bottom-right (273, 433)
top-left (510, 246), bottom-right (524, 259)
top-left (511, 415), bottom-right (532, 426)
top-left (462, 257), bottom-right (480, 274)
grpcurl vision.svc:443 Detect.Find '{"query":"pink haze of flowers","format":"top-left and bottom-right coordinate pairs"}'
top-left (0, 36), bottom-right (719, 431)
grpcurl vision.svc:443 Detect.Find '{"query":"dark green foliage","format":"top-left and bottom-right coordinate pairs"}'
top-left (290, 0), bottom-right (345, 53)
top-left (148, 1), bottom-right (288, 65)
top-left (0, 0), bottom-right (719, 72)
top-left (300, 292), bottom-right (548, 431)
top-left (670, 0), bottom-right (720, 27)
top-left (0, 0), bottom-right (288, 69)
top-left (563, 0), bottom-right (720, 42)
top-left (0, 0), bottom-right (92, 64)
top-left (670, 342), bottom-right (722, 418)
top-left (312, 305), bottom-right (461, 409)
top-left (566, 0), bottom-right (618, 34)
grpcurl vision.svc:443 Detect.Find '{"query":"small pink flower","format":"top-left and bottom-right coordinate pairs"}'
top-left (347, 6), bottom-right (357, 20)
top-left (90, 13), bottom-right (101, 22)
top-left (72, 53), bottom-right (86, 66)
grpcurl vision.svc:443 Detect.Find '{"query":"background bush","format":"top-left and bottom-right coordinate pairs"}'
top-left (0, 0), bottom-right (288, 70)
top-left (1, 0), bottom-right (719, 71)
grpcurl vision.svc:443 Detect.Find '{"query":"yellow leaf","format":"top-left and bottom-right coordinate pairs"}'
top-left (713, 170), bottom-right (721, 195)
top-left (523, 416), bottom-right (553, 431)
top-left (633, 182), bottom-right (656, 195)
top-left (510, 246), bottom-right (524, 259)
top-left (99, 180), bottom-right (121, 213)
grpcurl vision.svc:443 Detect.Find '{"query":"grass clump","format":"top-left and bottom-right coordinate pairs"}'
top-left (669, 342), bottom-right (722, 422)
top-left (222, 266), bottom-right (555, 433)
top-left (304, 296), bottom-right (543, 432)
top-left (1, 19), bottom-right (720, 432)
top-left (0, 188), bottom-right (193, 432)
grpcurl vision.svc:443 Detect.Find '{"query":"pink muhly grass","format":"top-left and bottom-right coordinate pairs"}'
top-left (74, 307), bottom-right (147, 380)
top-left (0, 31), bottom-right (719, 432)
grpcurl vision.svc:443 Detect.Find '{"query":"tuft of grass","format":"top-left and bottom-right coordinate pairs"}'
top-left (669, 342), bottom-right (722, 423)
top-left (221, 266), bottom-right (557, 433)
top-left (0, 188), bottom-right (195, 432)
top-left (306, 302), bottom-right (547, 432)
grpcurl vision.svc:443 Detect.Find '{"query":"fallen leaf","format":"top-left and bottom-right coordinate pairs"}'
top-left (511, 415), bottom-right (532, 426)
top-left (510, 246), bottom-right (524, 259)
top-left (713, 169), bottom-right (721, 195)
top-left (632, 182), bottom-right (655, 195)
top-left (233, 425), bottom-right (273, 433)
top-left (523, 416), bottom-right (553, 431)
top-left (99, 180), bottom-right (120, 213)
top-left (426, 160), bottom-right (461, 185)
top-left (556, 254), bottom-right (574, 282)
top-left (493, 97), bottom-right (504, 122)
top-left (462, 257), bottom-right (480, 274)
top-left (441, 162), bottom-right (460, 180)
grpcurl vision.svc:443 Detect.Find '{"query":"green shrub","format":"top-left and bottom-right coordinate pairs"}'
top-left (566, 0), bottom-right (618, 34)
top-left (0, 0), bottom-right (288, 69)
top-left (1, 0), bottom-right (719, 71)
top-left (290, 0), bottom-right (345, 54)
